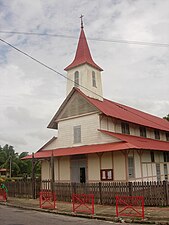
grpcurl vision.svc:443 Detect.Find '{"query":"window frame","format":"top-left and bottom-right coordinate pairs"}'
top-left (163, 152), bottom-right (169, 162)
top-left (150, 151), bottom-right (155, 162)
top-left (154, 129), bottom-right (160, 140)
top-left (73, 125), bottom-right (81, 144)
top-left (92, 71), bottom-right (97, 87)
top-left (128, 156), bottom-right (135, 179)
top-left (166, 132), bottom-right (169, 141)
top-left (121, 122), bottom-right (130, 134)
top-left (74, 71), bottom-right (79, 87)
top-left (100, 169), bottom-right (113, 181)
top-left (139, 126), bottom-right (147, 138)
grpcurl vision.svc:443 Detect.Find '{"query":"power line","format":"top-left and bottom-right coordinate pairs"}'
top-left (0, 37), bottom-right (104, 99)
top-left (0, 30), bottom-right (169, 48)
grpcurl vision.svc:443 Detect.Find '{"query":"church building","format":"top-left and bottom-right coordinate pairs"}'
top-left (24, 20), bottom-right (169, 183)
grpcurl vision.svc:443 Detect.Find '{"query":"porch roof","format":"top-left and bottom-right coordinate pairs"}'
top-left (22, 141), bottom-right (132, 160)
top-left (99, 130), bottom-right (169, 151)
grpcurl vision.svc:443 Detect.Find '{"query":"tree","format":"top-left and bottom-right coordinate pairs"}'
top-left (163, 114), bottom-right (169, 122)
top-left (0, 144), bottom-right (41, 178)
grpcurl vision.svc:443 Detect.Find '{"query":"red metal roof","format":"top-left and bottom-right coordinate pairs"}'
top-left (100, 130), bottom-right (169, 151)
top-left (64, 28), bottom-right (103, 71)
top-left (22, 141), bottom-right (132, 160)
top-left (74, 89), bottom-right (169, 132)
top-left (22, 130), bottom-right (169, 160)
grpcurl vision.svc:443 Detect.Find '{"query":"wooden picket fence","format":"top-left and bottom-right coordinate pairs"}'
top-left (4, 180), bottom-right (169, 206)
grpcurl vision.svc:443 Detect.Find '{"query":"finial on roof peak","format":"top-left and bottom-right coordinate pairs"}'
top-left (80, 14), bottom-right (84, 29)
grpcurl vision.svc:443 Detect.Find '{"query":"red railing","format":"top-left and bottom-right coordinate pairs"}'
top-left (72, 193), bottom-right (94, 215)
top-left (0, 188), bottom-right (7, 202)
top-left (39, 191), bottom-right (56, 209)
top-left (116, 196), bottom-right (144, 219)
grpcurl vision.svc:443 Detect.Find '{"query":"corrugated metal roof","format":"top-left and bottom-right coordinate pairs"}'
top-left (48, 88), bottom-right (169, 132)
top-left (100, 130), bottom-right (169, 151)
top-left (22, 129), bottom-right (169, 160)
top-left (22, 141), bottom-right (132, 160)
top-left (64, 28), bottom-right (103, 71)
top-left (76, 89), bottom-right (169, 132)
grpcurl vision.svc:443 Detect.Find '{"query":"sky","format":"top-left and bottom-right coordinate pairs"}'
top-left (0, 0), bottom-right (169, 154)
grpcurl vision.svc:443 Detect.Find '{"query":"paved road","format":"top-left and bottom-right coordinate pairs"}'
top-left (0, 205), bottom-right (116, 225)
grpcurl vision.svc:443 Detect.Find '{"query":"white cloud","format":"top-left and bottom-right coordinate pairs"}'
top-left (0, 0), bottom-right (169, 153)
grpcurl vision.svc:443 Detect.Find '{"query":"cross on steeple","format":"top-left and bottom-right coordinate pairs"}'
top-left (80, 14), bottom-right (84, 29)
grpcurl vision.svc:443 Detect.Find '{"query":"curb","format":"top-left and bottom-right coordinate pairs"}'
top-left (1, 201), bottom-right (169, 224)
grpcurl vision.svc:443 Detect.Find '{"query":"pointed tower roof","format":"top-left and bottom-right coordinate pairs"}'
top-left (64, 22), bottom-right (103, 71)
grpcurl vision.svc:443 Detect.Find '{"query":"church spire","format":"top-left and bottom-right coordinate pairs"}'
top-left (64, 17), bottom-right (103, 71)
top-left (65, 18), bottom-right (103, 101)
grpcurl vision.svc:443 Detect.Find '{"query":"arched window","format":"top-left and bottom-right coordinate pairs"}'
top-left (74, 71), bottom-right (79, 87)
top-left (92, 71), bottom-right (96, 87)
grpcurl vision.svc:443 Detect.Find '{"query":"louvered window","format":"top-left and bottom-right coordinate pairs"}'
top-left (74, 125), bottom-right (81, 143)
top-left (92, 71), bottom-right (97, 87)
top-left (154, 129), bottom-right (160, 140)
top-left (156, 163), bottom-right (161, 181)
top-left (121, 122), bottom-right (130, 134)
top-left (139, 126), bottom-right (147, 137)
top-left (163, 152), bottom-right (169, 162)
top-left (164, 164), bottom-right (168, 180)
top-left (128, 156), bottom-right (135, 179)
top-left (166, 132), bottom-right (169, 141)
top-left (74, 71), bottom-right (79, 87)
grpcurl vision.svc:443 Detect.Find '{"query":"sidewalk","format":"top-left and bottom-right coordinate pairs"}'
top-left (0, 197), bottom-right (169, 224)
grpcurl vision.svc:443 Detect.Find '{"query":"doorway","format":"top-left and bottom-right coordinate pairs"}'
top-left (71, 155), bottom-right (87, 183)
top-left (80, 167), bottom-right (86, 183)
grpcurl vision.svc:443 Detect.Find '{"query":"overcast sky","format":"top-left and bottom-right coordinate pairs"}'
top-left (0, 0), bottom-right (169, 154)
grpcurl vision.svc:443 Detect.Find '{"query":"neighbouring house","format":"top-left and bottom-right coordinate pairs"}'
top-left (23, 21), bottom-right (169, 183)
top-left (0, 168), bottom-right (9, 178)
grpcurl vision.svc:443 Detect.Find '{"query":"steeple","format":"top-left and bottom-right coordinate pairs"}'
top-left (65, 17), bottom-right (103, 101)
top-left (64, 18), bottom-right (103, 71)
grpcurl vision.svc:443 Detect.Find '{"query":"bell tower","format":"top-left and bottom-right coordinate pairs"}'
top-left (64, 16), bottom-right (103, 101)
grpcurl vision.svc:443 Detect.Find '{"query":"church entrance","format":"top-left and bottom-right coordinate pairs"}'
top-left (70, 155), bottom-right (87, 183)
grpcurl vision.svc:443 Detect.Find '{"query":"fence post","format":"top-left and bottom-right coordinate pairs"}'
top-left (163, 180), bottom-right (169, 206)
top-left (99, 182), bottom-right (102, 204)
top-left (51, 151), bottom-right (55, 193)
top-left (129, 182), bottom-right (133, 196)
top-left (31, 152), bottom-right (36, 199)
top-left (72, 182), bottom-right (77, 194)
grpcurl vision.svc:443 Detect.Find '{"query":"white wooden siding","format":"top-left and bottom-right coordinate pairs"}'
top-left (88, 154), bottom-right (100, 181)
top-left (66, 64), bottom-right (103, 101)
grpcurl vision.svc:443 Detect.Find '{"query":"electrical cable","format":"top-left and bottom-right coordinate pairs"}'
top-left (0, 30), bottom-right (169, 48)
top-left (0, 37), bottom-right (104, 99)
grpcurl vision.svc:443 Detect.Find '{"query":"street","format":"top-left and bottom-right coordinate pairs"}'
top-left (0, 205), bottom-right (116, 225)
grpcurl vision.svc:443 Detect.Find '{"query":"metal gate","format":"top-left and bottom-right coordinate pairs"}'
top-left (72, 193), bottom-right (94, 215)
top-left (116, 196), bottom-right (144, 219)
top-left (0, 188), bottom-right (7, 202)
top-left (39, 191), bottom-right (56, 209)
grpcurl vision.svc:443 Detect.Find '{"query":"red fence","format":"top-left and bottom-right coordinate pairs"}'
top-left (116, 196), bottom-right (144, 219)
top-left (72, 194), bottom-right (94, 215)
top-left (0, 188), bottom-right (7, 202)
top-left (39, 191), bottom-right (56, 209)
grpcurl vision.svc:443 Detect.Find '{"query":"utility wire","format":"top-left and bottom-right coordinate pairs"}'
top-left (0, 37), bottom-right (168, 125)
top-left (0, 30), bottom-right (169, 48)
top-left (0, 37), bottom-right (104, 99)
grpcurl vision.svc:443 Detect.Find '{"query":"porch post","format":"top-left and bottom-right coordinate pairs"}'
top-left (51, 151), bottom-right (55, 193)
top-left (31, 152), bottom-right (36, 199)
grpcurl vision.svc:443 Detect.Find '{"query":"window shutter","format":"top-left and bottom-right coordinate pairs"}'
top-left (74, 125), bottom-right (81, 143)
